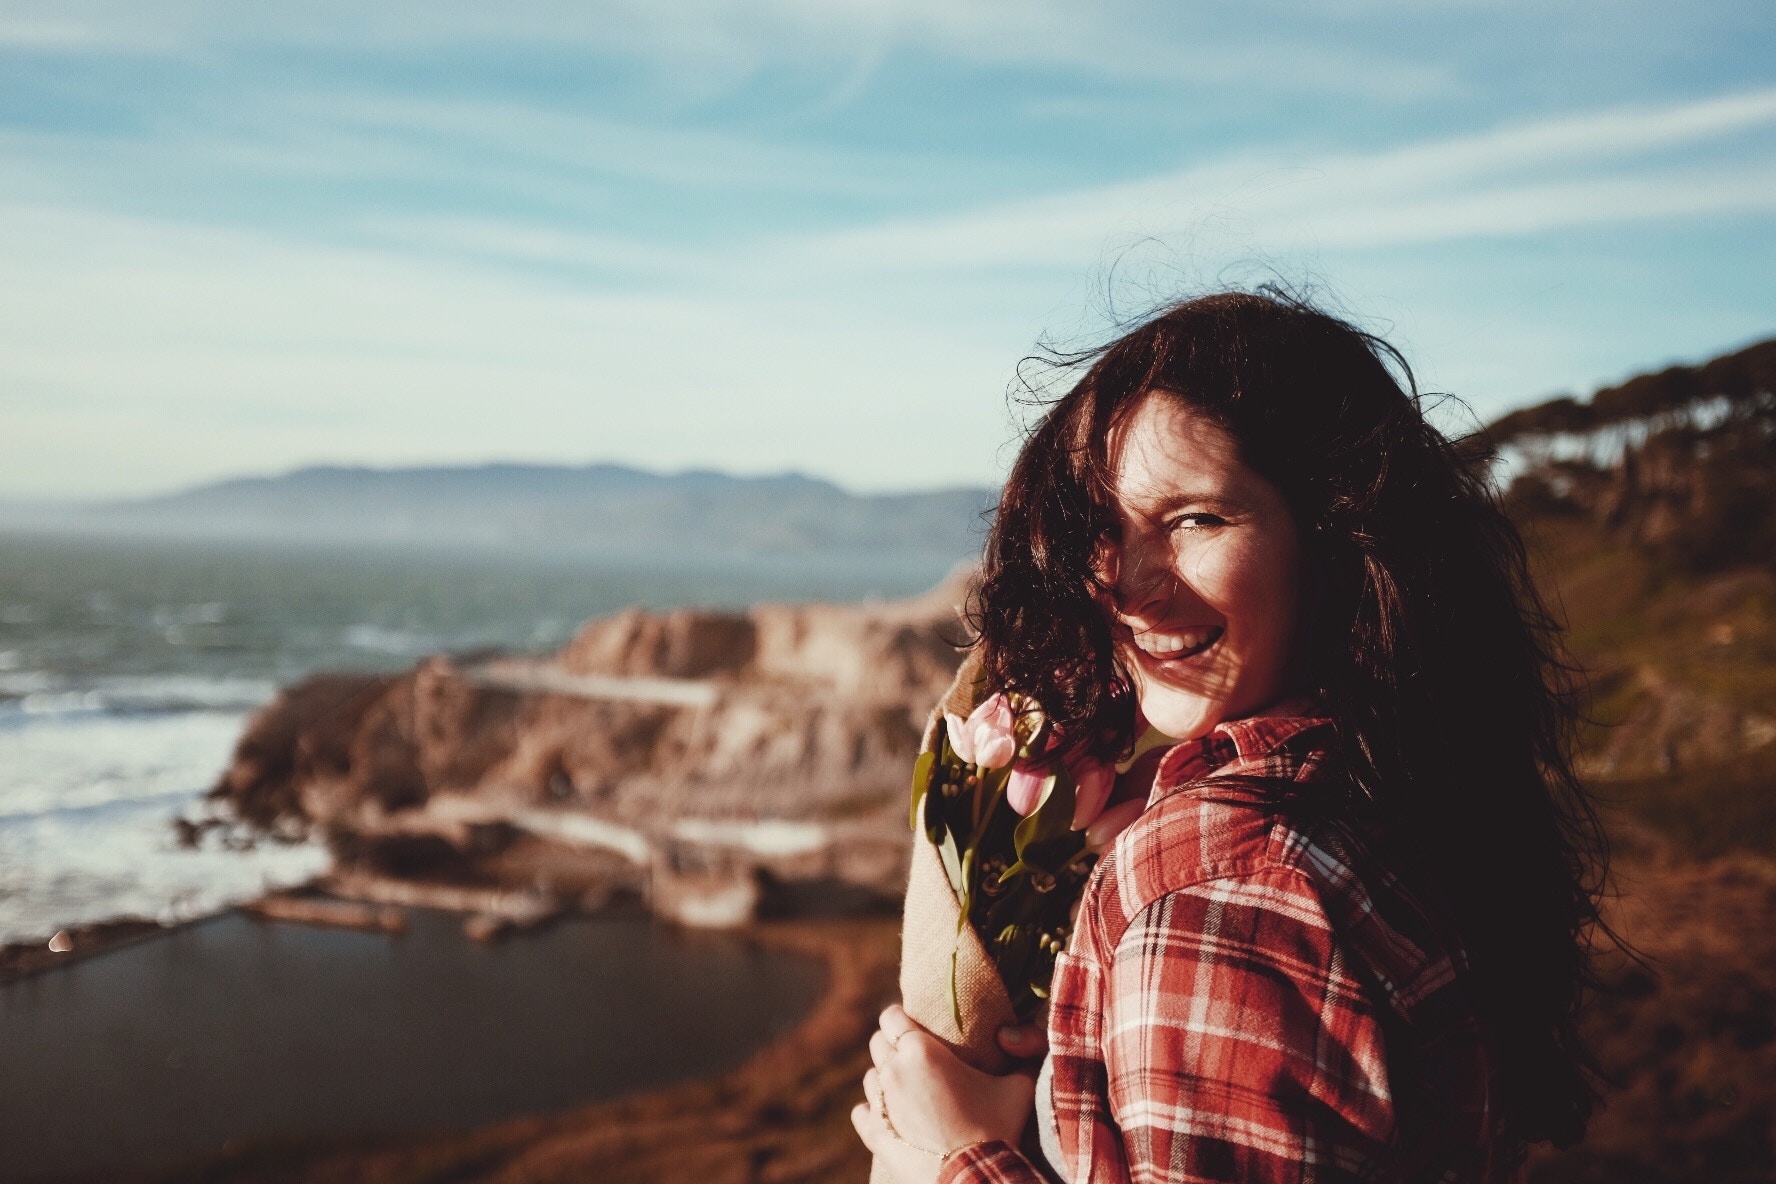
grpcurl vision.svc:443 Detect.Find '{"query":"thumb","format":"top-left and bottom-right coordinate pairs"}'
top-left (996, 1021), bottom-right (1049, 1062)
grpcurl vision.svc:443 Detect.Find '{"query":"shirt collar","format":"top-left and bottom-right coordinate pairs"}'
top-left (1149, 699), bottom-right (1336, 806)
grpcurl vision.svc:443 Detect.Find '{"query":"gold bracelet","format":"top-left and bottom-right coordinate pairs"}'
top-left (880, 1097), bottom-right (963, 1164)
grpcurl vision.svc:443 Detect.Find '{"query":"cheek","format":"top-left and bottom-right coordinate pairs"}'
top-left (1179, 541), bottom-right (1292, 618)
top-left (1194, 543), bottom-right (1303, 665)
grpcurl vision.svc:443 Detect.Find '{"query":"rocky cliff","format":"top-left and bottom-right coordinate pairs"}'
top-left (212, 567), bottom-right (976, 927)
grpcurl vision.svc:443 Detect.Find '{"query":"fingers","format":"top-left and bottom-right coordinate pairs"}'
top-left (863, 1066), bottom-right (882, 1111)
top-left (1085, 798), bottom-right (1145, 854)
top-left (877, 1005), bottom-right (949, 1067)
top-left (996, 1022), bottom-right (1049, 1060)
top-left (878, 1003), bottom-right (918, 1044)
top-left (869, 1027), bottom-right (895, 1069)
top-left (850, 1101), bottom-right (885, 1154)
top-left (872, 1012), bottom-right (936, 1069)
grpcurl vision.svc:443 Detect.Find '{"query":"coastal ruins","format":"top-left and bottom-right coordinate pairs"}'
top-left (212, 566), bottom-right (977, 930)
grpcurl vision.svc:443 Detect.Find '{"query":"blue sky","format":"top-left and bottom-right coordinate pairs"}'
top-left (3, 1), bottom-right (1774, 499)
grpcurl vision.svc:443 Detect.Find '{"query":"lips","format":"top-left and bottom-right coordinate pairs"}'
top-left (1131, 625), bottom-right (1224, 661)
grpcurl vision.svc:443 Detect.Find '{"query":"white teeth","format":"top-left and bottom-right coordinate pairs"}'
top-left (1137, 628), bottom-right (1218, 657)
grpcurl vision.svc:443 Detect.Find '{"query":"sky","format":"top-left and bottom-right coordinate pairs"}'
top-left (3, 1), bottom-right (1775, 500)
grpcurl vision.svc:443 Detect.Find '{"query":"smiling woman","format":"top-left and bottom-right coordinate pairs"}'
top-left (1095, 393), bottom-right (1305, 742)
top-left (856, 290), bottom-right (1611, 1183)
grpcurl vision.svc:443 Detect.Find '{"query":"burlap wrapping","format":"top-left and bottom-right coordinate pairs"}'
top-left (871, 654), bottom-right (1016, 1182)
top-left (896, 832), bottom-right (1018, 1071)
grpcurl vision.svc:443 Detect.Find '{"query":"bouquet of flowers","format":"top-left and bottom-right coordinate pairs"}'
top-left (870, 660), bottom-right (1162, 1181)
top-left (893, 657), bottom-right (1149, 1069)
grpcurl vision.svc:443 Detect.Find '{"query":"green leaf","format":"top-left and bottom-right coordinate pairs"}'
top-left (1117, 724), bottom-right (1179, 773)
top-left (948, 943), bottom-right (963, 1032)
top-left (956, 846), bottom-right (976, 930)
top-left (909, 749), bottom-right (936, 833)
top-left (938, 827), bottom-right (964, 895)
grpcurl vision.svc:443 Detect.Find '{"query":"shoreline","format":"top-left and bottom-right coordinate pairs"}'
top-left (0, 915), bottom-right (175, 985)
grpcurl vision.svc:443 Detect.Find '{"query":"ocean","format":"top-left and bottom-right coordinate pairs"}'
top-left (0, 529), bottom-right (959, 945)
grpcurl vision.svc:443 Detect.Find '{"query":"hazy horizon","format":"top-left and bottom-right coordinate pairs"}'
top-left (0, 458), bottom-right (1001, 512)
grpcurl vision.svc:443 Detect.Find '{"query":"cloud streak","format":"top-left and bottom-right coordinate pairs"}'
top-left (0, 0), bottom-right (1453, 97)
top-left (0, 199), bottom-right (1025, 499)
top-left (786, 87), bottom-right (1776, 273)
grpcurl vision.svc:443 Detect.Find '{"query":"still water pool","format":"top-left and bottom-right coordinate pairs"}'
top-left (0, 910), bottom-right (824, 1182)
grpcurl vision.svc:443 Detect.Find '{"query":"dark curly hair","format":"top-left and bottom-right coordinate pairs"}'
top-left (974, 288), bottom-right (1606, 1148)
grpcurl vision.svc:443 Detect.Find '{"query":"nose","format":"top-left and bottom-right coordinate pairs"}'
top-left (1111, 539), bottom-right (1183, 630)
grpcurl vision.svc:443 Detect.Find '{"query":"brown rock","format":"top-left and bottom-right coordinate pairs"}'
top-left (561, 607), bottom-right (757, 678)
top-left (210, 566), bottom-right (977, 917)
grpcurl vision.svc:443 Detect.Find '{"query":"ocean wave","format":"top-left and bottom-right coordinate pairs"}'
top-left (342, 624), bottom-right (436, 654)
top-left (0, 786), bottom-right (195, 828)
top-left (0, 791), bottom-right (326, 946)
top-left (0, 711), bottom-right (249, 818)
top-left (0, 701), bottom-right (329, 944)
top-left (0, 672), bottom-right (275, 717)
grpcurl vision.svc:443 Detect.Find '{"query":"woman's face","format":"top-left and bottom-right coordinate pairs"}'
top-left (1100, 392), bottom-right (1306, 741)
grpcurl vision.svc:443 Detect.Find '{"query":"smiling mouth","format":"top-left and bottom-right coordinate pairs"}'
top-left (1132, 625), bottom-right (1224, 661)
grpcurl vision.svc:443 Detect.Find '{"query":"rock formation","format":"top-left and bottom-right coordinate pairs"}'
top-left (212, 566), bottom-right (977, 926)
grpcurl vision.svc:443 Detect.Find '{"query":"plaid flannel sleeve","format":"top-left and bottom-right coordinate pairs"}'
top-left (941, 867), bottom-right (1399, 1184)
top-left (1099, 868), bottom-right (1397, 1183)
top-left (938, 1140), bottom-right (1047, 1183)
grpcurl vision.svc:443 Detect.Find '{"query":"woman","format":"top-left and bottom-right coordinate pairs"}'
top-left (853, 291), bottom-right (1606, 1182)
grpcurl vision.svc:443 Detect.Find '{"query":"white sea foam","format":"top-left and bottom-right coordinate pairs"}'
top-left (343, 624), bottom-right (435, 654)
top-left (0, 709), bottom-right (326, 945)
top-left (0, 672), bottom-right (275, 716)
top-left (0, 710), bottom-right (247, 817)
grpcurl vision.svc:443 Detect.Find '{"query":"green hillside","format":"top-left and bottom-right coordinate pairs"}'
top-left (1499, 334), bottom-right (1776, 858)
top-left (1501, 337), bottom-right (1776, 1183)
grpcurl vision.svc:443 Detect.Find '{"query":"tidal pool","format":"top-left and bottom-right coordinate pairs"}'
top-left (0, 910), bottom-right (824, 1181)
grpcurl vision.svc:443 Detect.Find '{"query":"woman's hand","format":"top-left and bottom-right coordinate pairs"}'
top-left (995, 1016), bottom-right (1048, 1062)
top-left (852, 1005), bottom-right (1036, 1183)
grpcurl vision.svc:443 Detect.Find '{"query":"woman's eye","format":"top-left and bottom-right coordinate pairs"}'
top-left (1169, 513), bottom-right (1226, 532)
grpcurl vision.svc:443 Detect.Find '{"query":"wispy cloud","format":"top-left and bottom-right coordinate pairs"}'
top-left (174, 88), bottom-right (1774, 294)
top-left (0, 0), bottom-right (1456, 99)
top-left (786, 88), bottom-right (1776, 272)
top-left (0, 199), bottom-right (1025, 499)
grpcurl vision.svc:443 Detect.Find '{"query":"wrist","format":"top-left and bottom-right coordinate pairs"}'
top-left (935, 1139), bottom-right (1029, 1182)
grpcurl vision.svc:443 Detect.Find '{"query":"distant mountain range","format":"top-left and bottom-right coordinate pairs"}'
top-left (4, 464), bottom-right (999, 558)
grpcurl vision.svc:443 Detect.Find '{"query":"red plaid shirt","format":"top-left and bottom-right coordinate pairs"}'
top-left (940, 712), bottom-right (1514, 1184)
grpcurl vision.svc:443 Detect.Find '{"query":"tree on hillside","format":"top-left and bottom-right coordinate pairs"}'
top-left (1489, 337), bottom-right (1776, 572)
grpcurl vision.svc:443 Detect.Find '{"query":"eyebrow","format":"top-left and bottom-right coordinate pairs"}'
top-left (1127, 490), bottom-right (1246, 517)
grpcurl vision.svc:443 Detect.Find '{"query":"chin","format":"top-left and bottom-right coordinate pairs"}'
top-left (1137, 696), bottom-right (1225, 743)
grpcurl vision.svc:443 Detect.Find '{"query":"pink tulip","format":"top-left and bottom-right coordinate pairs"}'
top-left (1084, 799), bottom-right (1145, 853)
top-left (943, 711), bottom-right (975, 764)
top-left (1069, 759), bottom-right (1116, 831)
top-left (1006, 765), bottom-right (1048, 816)
top-left (975, 731), bottom-right (1017, 770)
top-left (958, 693), bottom-right (1017, 770)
